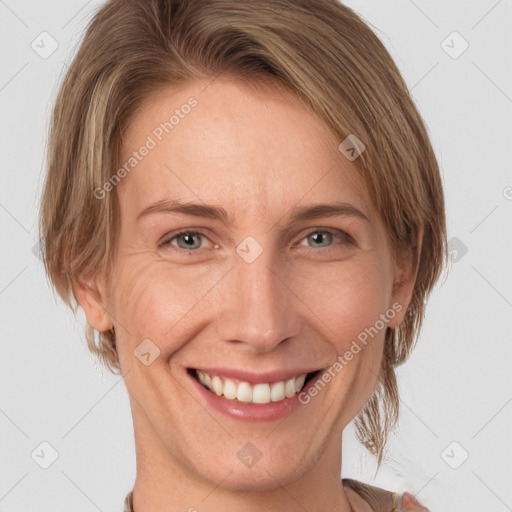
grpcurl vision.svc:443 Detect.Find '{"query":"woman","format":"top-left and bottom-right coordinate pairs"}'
top-left (39, 0), bottom-right (446, 510)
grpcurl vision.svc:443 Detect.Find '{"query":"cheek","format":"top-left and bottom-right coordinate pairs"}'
top-left (299, 259), bottom-right (392, 420)
top-left (297, 256), bottom-right (393, 346)
top-left (109, 254), bottom-right (228, 353)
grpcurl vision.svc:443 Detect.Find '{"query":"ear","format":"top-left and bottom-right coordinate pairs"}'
top-left (387, 225), bottom-right (424, 329)
top-left (73, 273), bottom-right (113, 332)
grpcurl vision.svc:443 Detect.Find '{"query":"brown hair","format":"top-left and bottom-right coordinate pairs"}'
top-left (39, 0), bottom-right (447, 468)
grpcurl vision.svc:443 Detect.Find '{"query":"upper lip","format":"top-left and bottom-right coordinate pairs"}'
top-left (189, 367), bottom-right (323, 384)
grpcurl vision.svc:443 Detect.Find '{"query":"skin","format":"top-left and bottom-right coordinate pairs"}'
top-left (75, 77), bottom-right (419, 512)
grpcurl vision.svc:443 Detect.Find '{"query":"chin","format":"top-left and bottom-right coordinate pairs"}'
top-left (209, 463), bottom-right (304, 493)
top-left (191, 441), bottom-right (316, 493)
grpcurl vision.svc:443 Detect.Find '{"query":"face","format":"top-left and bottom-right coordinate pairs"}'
top-left (79, 77), bottom-right (413, 493)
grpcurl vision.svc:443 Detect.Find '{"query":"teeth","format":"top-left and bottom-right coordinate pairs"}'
top-left (252, 383), bottom-right (270, 404)
top-left (237, 382), bottom-right (252, 403)
top-left (294, 374), bottom-right (306, 392)
top-left (196, 370), bottom-right (309, 404)
top-left (211, 376), bottom-right (223, 396)
top-left (285, 378), bottom-right (296, 398)
top-left (270, 381), bottom-right (285, 402)
top-left (223, 378), bottom-right (238, 400)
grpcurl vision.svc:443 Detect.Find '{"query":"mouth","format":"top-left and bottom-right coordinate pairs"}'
top-left (188, 368), bottom-right (321, 405)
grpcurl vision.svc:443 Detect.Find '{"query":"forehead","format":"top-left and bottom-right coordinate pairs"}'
top-left (117, 78), bottom-right (372, 221)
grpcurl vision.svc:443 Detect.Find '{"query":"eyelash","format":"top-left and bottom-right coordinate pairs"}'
top-left (158, 228), bottom-right (353, 254)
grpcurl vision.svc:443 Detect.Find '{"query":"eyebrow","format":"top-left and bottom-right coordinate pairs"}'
top-left (136, 198), bottom-right (370, 224)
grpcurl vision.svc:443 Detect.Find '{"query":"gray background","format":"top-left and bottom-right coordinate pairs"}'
top-left (0, 1), bottom-right (511, 510)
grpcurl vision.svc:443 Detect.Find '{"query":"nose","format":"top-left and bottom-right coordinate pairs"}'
top-left (215, 241), bottom-right (301, 354)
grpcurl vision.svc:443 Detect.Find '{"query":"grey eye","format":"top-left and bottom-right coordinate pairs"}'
top-left (305, 231), bottom-right (334, 248)
top-left (175, 232), bottom-right (203, 250)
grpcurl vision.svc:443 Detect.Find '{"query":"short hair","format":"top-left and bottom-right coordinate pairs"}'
top-left (39, 0), bottom-right (447, 468)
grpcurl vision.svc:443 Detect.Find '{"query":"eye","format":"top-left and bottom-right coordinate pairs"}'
top-left (159, 230), bottom-right (211, 252)
top-left (296, 229), bottom-right (352, 250)
top-left (158, 228), bottom-right (353, 254)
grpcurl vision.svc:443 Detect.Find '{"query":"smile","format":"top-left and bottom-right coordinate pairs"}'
top-left (192, 369), bottom-right (317, 404)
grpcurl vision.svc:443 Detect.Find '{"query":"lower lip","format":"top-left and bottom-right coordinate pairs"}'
top-left (187, 371), bottom-right (312, 422)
